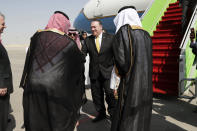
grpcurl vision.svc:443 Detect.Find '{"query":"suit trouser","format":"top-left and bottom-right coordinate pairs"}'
top-left (0, 94), bottom-right (9, 131)
top-left (90, 75), bottom-right (116, 117)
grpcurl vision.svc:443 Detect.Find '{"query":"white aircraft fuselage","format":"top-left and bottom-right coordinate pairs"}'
top-left (74, 0), bottom-right (152, 33)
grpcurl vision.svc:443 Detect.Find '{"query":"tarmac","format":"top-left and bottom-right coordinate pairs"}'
top-left (4, 44), bottom-right (197, 131)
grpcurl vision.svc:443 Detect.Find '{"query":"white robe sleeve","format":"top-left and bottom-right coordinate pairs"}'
top-left (110, 67), bottom-right (120, 90)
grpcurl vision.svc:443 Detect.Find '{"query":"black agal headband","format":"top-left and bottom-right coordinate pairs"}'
top-left (118, 6), bottom-right (136, 13)
top-left (54, 11), bottom-right (69, 20)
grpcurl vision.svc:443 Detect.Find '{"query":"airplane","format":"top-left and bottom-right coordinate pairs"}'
top-left (73, 0), bottom-right (153, 34)
top-left (74, 0), bottom-right (197, 98)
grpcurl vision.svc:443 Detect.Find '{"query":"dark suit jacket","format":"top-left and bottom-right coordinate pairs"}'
top-left (82, 33), bottom-right (114, 80)
top-left (0, 43), bottom-right (13, 94)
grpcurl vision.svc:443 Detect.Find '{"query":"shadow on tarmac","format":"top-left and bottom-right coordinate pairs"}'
top-left (76, 99), bottom-right (111, 131)
top-left (151, 114), bottom-right (187, 131)
top-left (76, 94), bottom-right (196, 131)
top-left (153, 94), bottom-right (197, 128)
top-left (77, 114), bottom-right (111, 131)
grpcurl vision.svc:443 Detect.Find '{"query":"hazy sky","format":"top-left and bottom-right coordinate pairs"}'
top-left (0, 0), bottom-right (89, 44)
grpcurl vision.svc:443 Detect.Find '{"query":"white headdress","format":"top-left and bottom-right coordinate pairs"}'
top-left (113, 8), bottom-right (142, 33)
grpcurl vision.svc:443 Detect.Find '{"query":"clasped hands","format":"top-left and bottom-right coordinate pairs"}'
top-left (0, 88), bottom-right (7, 96)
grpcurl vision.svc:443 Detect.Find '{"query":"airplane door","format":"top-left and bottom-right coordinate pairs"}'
top-left (93, 0), bottom-right (103, 18)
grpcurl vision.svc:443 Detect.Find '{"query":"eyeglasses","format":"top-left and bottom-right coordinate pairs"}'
top-left (68, 33), bottom-right (77, 36)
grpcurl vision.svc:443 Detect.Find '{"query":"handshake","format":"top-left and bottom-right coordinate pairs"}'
top-left (0, 88), bottom-right (7, 96)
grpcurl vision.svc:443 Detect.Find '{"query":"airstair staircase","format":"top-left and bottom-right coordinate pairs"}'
top-left (151, 1), bottom-right (182, 95)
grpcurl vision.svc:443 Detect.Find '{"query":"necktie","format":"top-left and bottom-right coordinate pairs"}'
top-left (96, 37), bottom-right (100, 53)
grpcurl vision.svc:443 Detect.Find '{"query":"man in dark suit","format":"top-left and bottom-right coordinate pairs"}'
top-left (0, 12), bottom-right (13, 131)
top-left (82, 20), bottom-right (116, 122)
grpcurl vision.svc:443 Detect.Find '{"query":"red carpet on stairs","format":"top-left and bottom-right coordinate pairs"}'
top-left (151, 1), bottom-right (182, 96)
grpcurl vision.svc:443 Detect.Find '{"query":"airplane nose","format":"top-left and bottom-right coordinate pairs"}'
top-left (74, 10), bottom-right (92, 33)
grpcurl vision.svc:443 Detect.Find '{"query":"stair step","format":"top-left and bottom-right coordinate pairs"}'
top-left (156, 26), bottom-right (181, 31)
top-left (152, 45), bottom-right (180, 50)
top-left (154, 32), bottom-right (179, 36)
top-left (153, 49), bottom-right (179, 53)
top-left (153, 48), bottom-right (180, 51)
top-left (153, 60), bottom-right (179, 68)
top-left (153, 73), bottom-right (178, 77)
top-left (155, 27), bottom-right (181, 31)
top-left (152, 41), bottom-right (180, 46)
top-left (152, 53), bottom-right (179, 57)
top-left (153, 70), bottom-right (178, 75)
top-left (159, 21), bottom-right (181, 27)
top-left (153, 49), bottom-right (180, 54)
top-left (153, 64), bottom-right (179, 70)
top-left (153, 83), bottom-right (178, 90)
top-left (154, 30), bottom-right (181, 36)
top-left (163, 12), bottom-right (182, 18)
top-left (167, 4), bottom-right (180, 9)
top-left (153, 64), bottom-right (179, 73)
top-left (153, 80), bottom-right (178, 86)
top-left (162, 13), bottom-right (182, 20)
top-left (156, 23), bottom-right (181, 30)
top-left (153, 66), bottom-right (179, 74)
top-left (152, 50), bottom-right (180, 57)
top-left (167, 6), bottom-right (181, 11)
top-left (153, 56), bottom-right (179, 60)
top-left (152, 39), bottom-right (180, 43)
top-left (164, 8), bottom-right (182, 15)
top-left (161, 17), bottom-right (182, 22)
top-left (153, 84), bottom-right (178, 95)
top-left (152, 35), bottom-right (180, 39)
top-left (153, 68), bottom-right (178, 74)
top-left (153, 80), bottom-right (178, 85)
top-left (153, 74), bottom-right (178, 83)
top-left (153, 59), bottom-right (179, 65)
top-left (152, 39), bottom-right (182, 44)
top-left (153, 58), bottom-right (179, 65)
top-left (160, 17), bottom-right (181, 23)
top-left (169, 2), bottom-right (180, 7)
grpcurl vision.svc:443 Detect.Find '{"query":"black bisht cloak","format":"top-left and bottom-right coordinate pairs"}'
top-left (0, 43), bottom-right (13, 131)
top-left (111, 24), bottom-right (152, 131)
top-left (20, 30), bottom-right (85, 131)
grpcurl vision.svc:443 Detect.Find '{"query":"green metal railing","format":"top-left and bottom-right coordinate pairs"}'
top-left (179, 5), bottom-right (197, 96)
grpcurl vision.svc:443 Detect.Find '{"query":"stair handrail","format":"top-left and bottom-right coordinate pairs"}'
top-left (179, 78), bottom-right (197, 98)
top-left (179, 5), bottom-right (197, 97)
top-left (179, 5), bottom-right (197, 49)
top-left (140, 0), bottom-right (155, 21)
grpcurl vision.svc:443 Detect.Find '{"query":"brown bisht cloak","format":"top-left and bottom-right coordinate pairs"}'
top-left (111, 24), bottom-right (152, 131)
top-left (20, 29), bottom-right (85, 131)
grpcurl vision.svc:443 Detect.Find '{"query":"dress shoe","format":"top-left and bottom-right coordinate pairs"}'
top-left (92, 114), bottom-right (106, 123)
